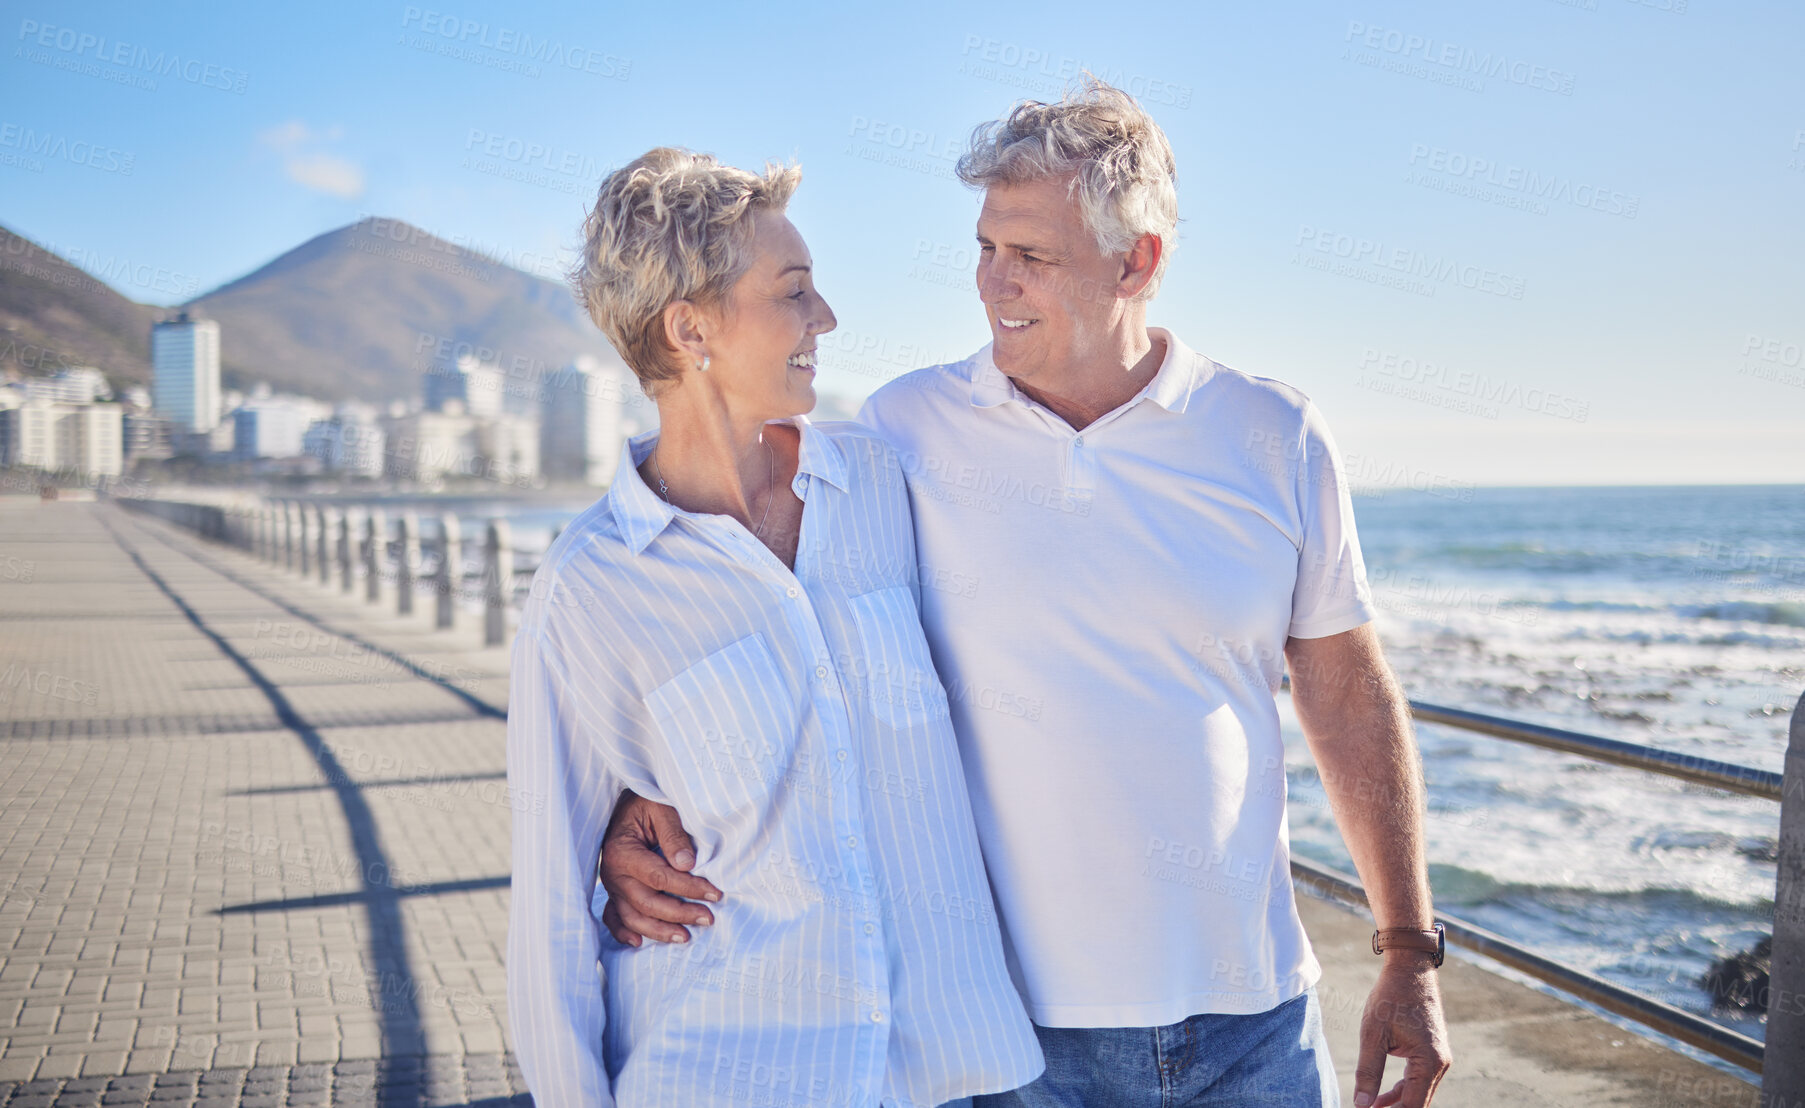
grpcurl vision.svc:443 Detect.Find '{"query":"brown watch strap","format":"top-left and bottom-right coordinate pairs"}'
top-left (1372, 923), bottom-right (1445, 967)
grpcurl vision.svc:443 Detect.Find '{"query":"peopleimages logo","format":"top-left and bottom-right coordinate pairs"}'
top-left (1294, 225), bottom-right (1527, 300)
top-left (1407, 144), bottom-right (1640, 219)
top-left (1357, 348), bottom-right (1590, 422)
top-left (15, 18), bottom-right (249, 93)
top-left (1342, 21), bottom-right (1575, 96)
top-left (0, 123), bottom-right (134, 175)
top-left (398, 7), bottom-right (630, 79)
top-left (956, 35), bottom-right (1193, 109)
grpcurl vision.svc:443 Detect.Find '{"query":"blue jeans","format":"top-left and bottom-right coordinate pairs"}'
top-left (968, 987), bottom-right (1338, 1108)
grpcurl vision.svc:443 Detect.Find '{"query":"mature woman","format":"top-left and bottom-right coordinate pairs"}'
top-left (505, 148), bottom-right (1042, 1107)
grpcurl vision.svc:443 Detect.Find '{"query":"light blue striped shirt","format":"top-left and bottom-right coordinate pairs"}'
top-left (506, 416), bottom-right (1043, 1107)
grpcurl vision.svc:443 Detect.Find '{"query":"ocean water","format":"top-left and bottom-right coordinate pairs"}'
top-left (481, 484), bottom-right (1803, 1041)
top-left (1281, 484), bottom-right (1804, 1043)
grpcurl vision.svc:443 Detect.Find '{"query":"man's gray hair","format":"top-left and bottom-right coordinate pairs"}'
top-left (957, 76), bottom-right (1178, 298)
top-left (569, 147), bottom-right (800, 396)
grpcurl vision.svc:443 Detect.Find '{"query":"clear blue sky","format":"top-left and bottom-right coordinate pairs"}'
top-left (5, 0), bottom-right (1801, 485)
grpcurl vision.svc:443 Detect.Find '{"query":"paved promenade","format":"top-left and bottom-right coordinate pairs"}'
top-left (0, 497), bottom-right (1765, 1105)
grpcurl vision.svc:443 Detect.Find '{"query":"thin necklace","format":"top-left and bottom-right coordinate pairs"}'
top-left (652, 436), bottom-right (777, 538)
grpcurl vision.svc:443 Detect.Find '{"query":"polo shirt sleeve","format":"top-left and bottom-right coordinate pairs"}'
top-left (1287, 398), bottom-right (1377, 639)
top-left (854, 391), bottom-right (899, 445)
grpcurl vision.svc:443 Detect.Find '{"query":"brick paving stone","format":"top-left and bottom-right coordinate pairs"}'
top-left (1, 504), bottom-right (515, 1093)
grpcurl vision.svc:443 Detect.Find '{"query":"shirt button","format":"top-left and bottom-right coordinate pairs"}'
top-left (1074, 436), bottom-right (1083, 447)
top-left (870, 1010), bottom-right (885, 1023)
top-left (816, 665), bottom-right (829, 679)
top-left (835, 749), bottom-right (848, 762)
top-left (863, 922), bottom-right (876, 936)
top-left (787, 585), bottom-right (799, 598)
top-left (846, 835), bottom-right (859, 849)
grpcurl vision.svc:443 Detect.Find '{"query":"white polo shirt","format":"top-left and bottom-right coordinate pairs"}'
top-left (856, 328), bottom-right (1376, 1028)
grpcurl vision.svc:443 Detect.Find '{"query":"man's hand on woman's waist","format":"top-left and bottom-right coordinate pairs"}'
top-left (597, 790), bottom-right (720, 946)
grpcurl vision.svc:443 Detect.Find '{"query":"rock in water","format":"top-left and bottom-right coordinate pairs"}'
top-left (1701, 934), bottom-right (1772, 1011)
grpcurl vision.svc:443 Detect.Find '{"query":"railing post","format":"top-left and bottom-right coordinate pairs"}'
top-left (365, 508), bottom-right (387, 604)
top-left (316, 506), bottom-right (334, 586)
top-left (298, 504), bottom-right (313, 577)
top-left (484, 518), bottom-right (511, 647)
top-left (1764, 689), bottom-right (1805, 1105)
top-left (283, 503), bottom-right (298, 571)
top-left (396, 513), bottom-right (419, 616)
top-left (436, 513), bottom-right (459, 630)
top-left (338, 509), bottom-right (355, 593)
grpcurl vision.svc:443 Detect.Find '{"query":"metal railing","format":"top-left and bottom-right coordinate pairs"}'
top-left (122, 496), bottom-right (548, 646)
top-left (1278, 680), bottom-right (1801, 1085)
top-left (117, 493), bottom-right (1805, 1094)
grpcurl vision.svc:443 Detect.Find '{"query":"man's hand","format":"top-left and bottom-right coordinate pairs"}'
top-left (1354, 956), bottom-right (1452, 1108)
top-left (597, 790), bottom-right (720, 946)
top-left (1288, 625), bottom-right (1452, 1104)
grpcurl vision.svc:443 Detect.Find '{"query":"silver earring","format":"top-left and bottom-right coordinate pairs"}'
top-left (698, 355), bottom-right (710, 372)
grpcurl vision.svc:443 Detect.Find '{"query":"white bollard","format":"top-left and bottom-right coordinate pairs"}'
top-left (436, 513), bottom-right (460, 631)
top-left (484, 519), bottom-right (512, 647)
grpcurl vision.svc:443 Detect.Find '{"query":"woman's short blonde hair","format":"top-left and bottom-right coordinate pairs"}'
top-left (568, 147), bottom-right (800, 395)
top-left (957, 76), bottom-right (1178, 299)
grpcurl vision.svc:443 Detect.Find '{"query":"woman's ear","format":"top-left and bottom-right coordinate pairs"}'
top-left (662, 300), bottom-right (710, 371)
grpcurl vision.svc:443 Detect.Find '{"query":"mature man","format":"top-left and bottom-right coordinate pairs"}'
top-left (600, 80), bottom-right (1451, 1108)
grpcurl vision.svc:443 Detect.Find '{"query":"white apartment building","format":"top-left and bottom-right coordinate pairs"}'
top-left (231, 394), bottom-right (331, 461)
top-left (151, 313), bottom-right (222, 432)
top-left (20, 367), bottom-right (111, 405)
top-left (302, 406), bottom-right (386, 478)
top-left (0, 398), bottom-right (123, 477)
top-left (540, 355), bottom-right (629, 486)
top-left (383, 408), bottom-right (538, 486)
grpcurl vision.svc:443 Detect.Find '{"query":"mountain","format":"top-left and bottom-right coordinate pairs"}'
top-left (185, 217), bottom-right (623, 403)
top-left (0, 218), bottom-right (626, 404)
top-left (0, 224), bottom-right (161, 386)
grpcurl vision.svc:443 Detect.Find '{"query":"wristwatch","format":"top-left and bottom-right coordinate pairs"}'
top-left (1372, 923), bottom-right (1445, 967)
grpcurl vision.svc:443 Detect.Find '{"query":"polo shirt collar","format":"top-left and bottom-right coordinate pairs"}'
top-left (1142, 327), bottom-right (1205, 414)
top-left (965, 326), bottom-right (1205, 415)
top-left (611, 416), bottom-right (848, 556)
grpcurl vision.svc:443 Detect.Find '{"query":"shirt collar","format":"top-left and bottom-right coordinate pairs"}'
top-left (792, 413), bottom-right (850, 493)
top-left (611, 429), bottom-right (675, 556)
top-left (965, 326), bottom-right (1205, 415)
top-left (611, 415), bottom-right (848, 557)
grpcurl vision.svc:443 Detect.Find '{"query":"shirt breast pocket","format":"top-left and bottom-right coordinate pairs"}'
top-left (642, 632), bottom-right (802, 824)
top-left (845, 585), bottom-right (951, 730)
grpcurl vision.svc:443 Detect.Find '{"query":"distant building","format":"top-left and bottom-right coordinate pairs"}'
top-left (480, 413), bottom-right (540, 485)
top-left (20, 367), bottom-right (111, 405)
top-left (152, 313), bottom-right (222, 433)
top-left (122, 409), bottom-right (174, 462)
top-left (424, 354), bottom-right (508, 419)
top-left (383, 409), bottom-right (480, 484)
top-left (541, 355), bottom-right (628, 486)
top-left (0, 398), bottom-right (123, 477)
top-left (302, 406), bottom-right (386, 477)
top-left (383, 408), bottom-right (537, 486)
top-left (230, 394), bottom-right (328, 461)
top-left (171, 422), bottom-right (236, 460)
